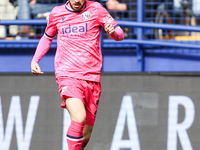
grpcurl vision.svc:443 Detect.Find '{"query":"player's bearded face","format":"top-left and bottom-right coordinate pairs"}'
top-left (69, 0), bottom-right (86, 11)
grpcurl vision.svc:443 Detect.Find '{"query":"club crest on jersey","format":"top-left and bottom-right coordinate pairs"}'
top-left (82, 11), bottom-right (90, 21)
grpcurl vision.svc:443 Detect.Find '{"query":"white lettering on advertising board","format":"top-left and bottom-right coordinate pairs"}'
top-left (110, 95), bottom-right (141, 150)
top-left (167, 95), bottom-right (195, 150)
top-left (0, 95), bottom-right (195, 150)
top-left (0, 96), bottom-right (40, 150)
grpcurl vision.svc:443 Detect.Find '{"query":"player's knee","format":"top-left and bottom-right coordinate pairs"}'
top-left (73, 115), bottom-right (86, 123)
top-left (70, 110), bottom-right (86, 123)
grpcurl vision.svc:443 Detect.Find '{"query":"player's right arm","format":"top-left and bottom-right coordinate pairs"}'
top-left (31, 60), bottom-right (44, 75)
top-left (31, 35), bottom-right (53, 75)
top-left (31, 8), bottom-right (57, 75)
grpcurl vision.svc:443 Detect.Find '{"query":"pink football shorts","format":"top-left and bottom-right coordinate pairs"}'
top-left (56, 76), bottom-right (101, 126)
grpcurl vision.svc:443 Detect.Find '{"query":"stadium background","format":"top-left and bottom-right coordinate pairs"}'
top-left (1, 0), bottom-right (200, 150)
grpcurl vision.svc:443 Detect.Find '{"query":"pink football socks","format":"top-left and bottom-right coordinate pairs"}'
top-left (67, 120), bottom-right (85, 150)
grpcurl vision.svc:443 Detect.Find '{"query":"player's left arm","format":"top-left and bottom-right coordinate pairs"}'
top-left (96, 3), bottom-right (124, 41)
top-left (104, 24), bottom-right (124, 41)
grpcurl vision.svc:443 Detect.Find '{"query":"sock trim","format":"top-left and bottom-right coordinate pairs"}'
top-left (67, 134), bottom-right (84, 141)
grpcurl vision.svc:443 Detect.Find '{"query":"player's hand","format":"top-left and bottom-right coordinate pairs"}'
top-left (105, 24), bottom-right (115, 36)
top-left (31, 60), bottom-right (44, 75)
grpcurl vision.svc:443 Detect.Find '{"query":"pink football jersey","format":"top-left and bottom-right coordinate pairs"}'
top-left (45, 0), bottom-right (119, 82)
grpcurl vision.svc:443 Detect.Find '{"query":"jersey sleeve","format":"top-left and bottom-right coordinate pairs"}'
top-left (44, 8), bottom-right (57, 39)
top-left (97, 4), bottom-right (119, 29)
